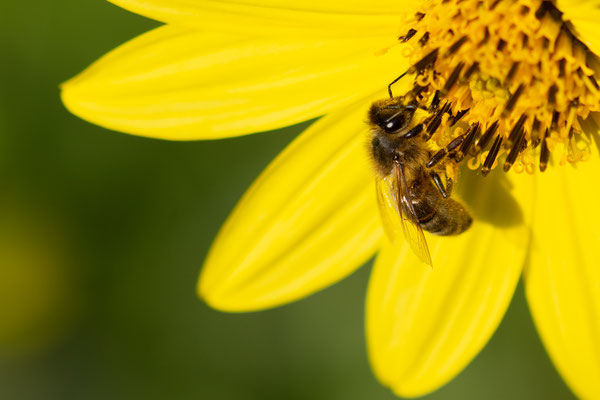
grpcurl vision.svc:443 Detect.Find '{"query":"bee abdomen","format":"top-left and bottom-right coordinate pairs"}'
top-left (414, 198), bottom-right (472, 236)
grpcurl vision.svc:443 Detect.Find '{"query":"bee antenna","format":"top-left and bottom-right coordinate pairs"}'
top-left (388, 49), bottom-right (439, 98)
top-left (388, 71), bottom-right (409, 98)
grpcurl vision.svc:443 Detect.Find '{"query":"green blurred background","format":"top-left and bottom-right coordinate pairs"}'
top-left (0, 1), bottom-right (576, 399)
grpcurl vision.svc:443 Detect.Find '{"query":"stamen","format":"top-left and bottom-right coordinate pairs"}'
top-left (482, 135), bottom-right (503, 176)
top-left (427, 133), bottom-right (466, 168)
top-left (462, 62), bottom-right (479, 80)
top-left (426, 102), bottom-right (451, 138)
top-left (503, 84), bottom-right (525, 115)
top-left (540, 129), bottom-right (550, 171)
top-left (504, 125), bottom-right (526, 172)
top-left (588, 75), bottom-right (599, 91)
top-left (449, 109), bottom-right (469, 127)
top-left (531, 119), bottom-right (542, 148)
top-left (551, 111), bottom-right (560, 130)
top-left (399, 29), bottom-right (417, 42)
top-left (446, 36), bottom-right (468, 56)
top-left (475, 121), bottom-right (499, 153)
top-left (497, 39), bottom-right (507, 52)
top-left (413, 49), bottom-right (438, 72)
top-left (535, 1), bottom-right (551, 19)
top-left (547, 85), bottom-right (558, 105)
top-left (478, 28), bottom-right (490, 47)
top-left (454, 123), bottom-right (479, 162)
top-left (443, 62), bottom-right (465, 93)
top-left (504, 62), bottom-right (519, 85)
top-left (429, 90), bottom-right (441, 111)
top-left (558, 59), bottom-right (566, 78)
top-left (505, 114), bottom-right (528, 149)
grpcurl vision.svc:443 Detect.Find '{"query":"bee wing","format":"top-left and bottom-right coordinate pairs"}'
top-left (375, 174), bottom-right (405, 244)
top-left (375, 163), bottom-right (432, 267)
top-left (394, 162), bottom-right (433, 266)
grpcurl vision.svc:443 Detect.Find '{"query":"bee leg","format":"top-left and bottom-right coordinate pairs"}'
top-left (426, 133), bottom-right (466, 168)
top-left (404, 123), bottom-right (425, 138)
top-left (430, 172), bottom-right (449, 198)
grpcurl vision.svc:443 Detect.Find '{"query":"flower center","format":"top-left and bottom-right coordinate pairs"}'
top-left (393, 0), bottom-right (600, 174)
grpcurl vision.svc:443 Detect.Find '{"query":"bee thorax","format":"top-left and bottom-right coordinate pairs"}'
top-left (371, 134), bottom-right (429, 176)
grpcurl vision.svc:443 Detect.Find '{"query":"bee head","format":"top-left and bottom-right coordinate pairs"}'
top-left (368, 98), bottom-right (417, 135)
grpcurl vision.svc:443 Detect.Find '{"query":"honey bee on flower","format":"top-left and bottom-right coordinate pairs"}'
top-left (62, 0), bottom-right (600, 398)
top-left (366, 0), bottom-right (600, 266)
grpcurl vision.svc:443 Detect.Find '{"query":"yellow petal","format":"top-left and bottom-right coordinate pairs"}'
top-left (199, 95), bottom-right (385, 311)
top-left (61, 25), bottom-right (406, 140)
top-left (557, 0), bottom-right (600, 56)
top-left (367, 169), bottom-right (534, 397)
top-left (108, 0), bottom-right (412, 37)
top-left (525, 132), bottom-right (600, 399)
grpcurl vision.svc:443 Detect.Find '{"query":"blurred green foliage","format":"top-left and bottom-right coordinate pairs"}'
top-left (0, 1), bottom-right (576, 399)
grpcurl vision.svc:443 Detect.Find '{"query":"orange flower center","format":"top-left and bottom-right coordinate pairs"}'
top-left (392, 0), bottom-right (600, 174)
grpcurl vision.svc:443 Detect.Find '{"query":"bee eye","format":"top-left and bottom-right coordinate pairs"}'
top-left (369, 102), bottom-right (417, 134)
top-left (381, 113), bottom-right (407, 133)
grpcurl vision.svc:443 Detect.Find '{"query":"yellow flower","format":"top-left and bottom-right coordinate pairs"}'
top-left (61, 0), bottom-right (600, 398)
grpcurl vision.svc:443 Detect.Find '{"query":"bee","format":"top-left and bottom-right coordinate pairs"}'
top-left (368, 94), bottom-right (473, 266)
